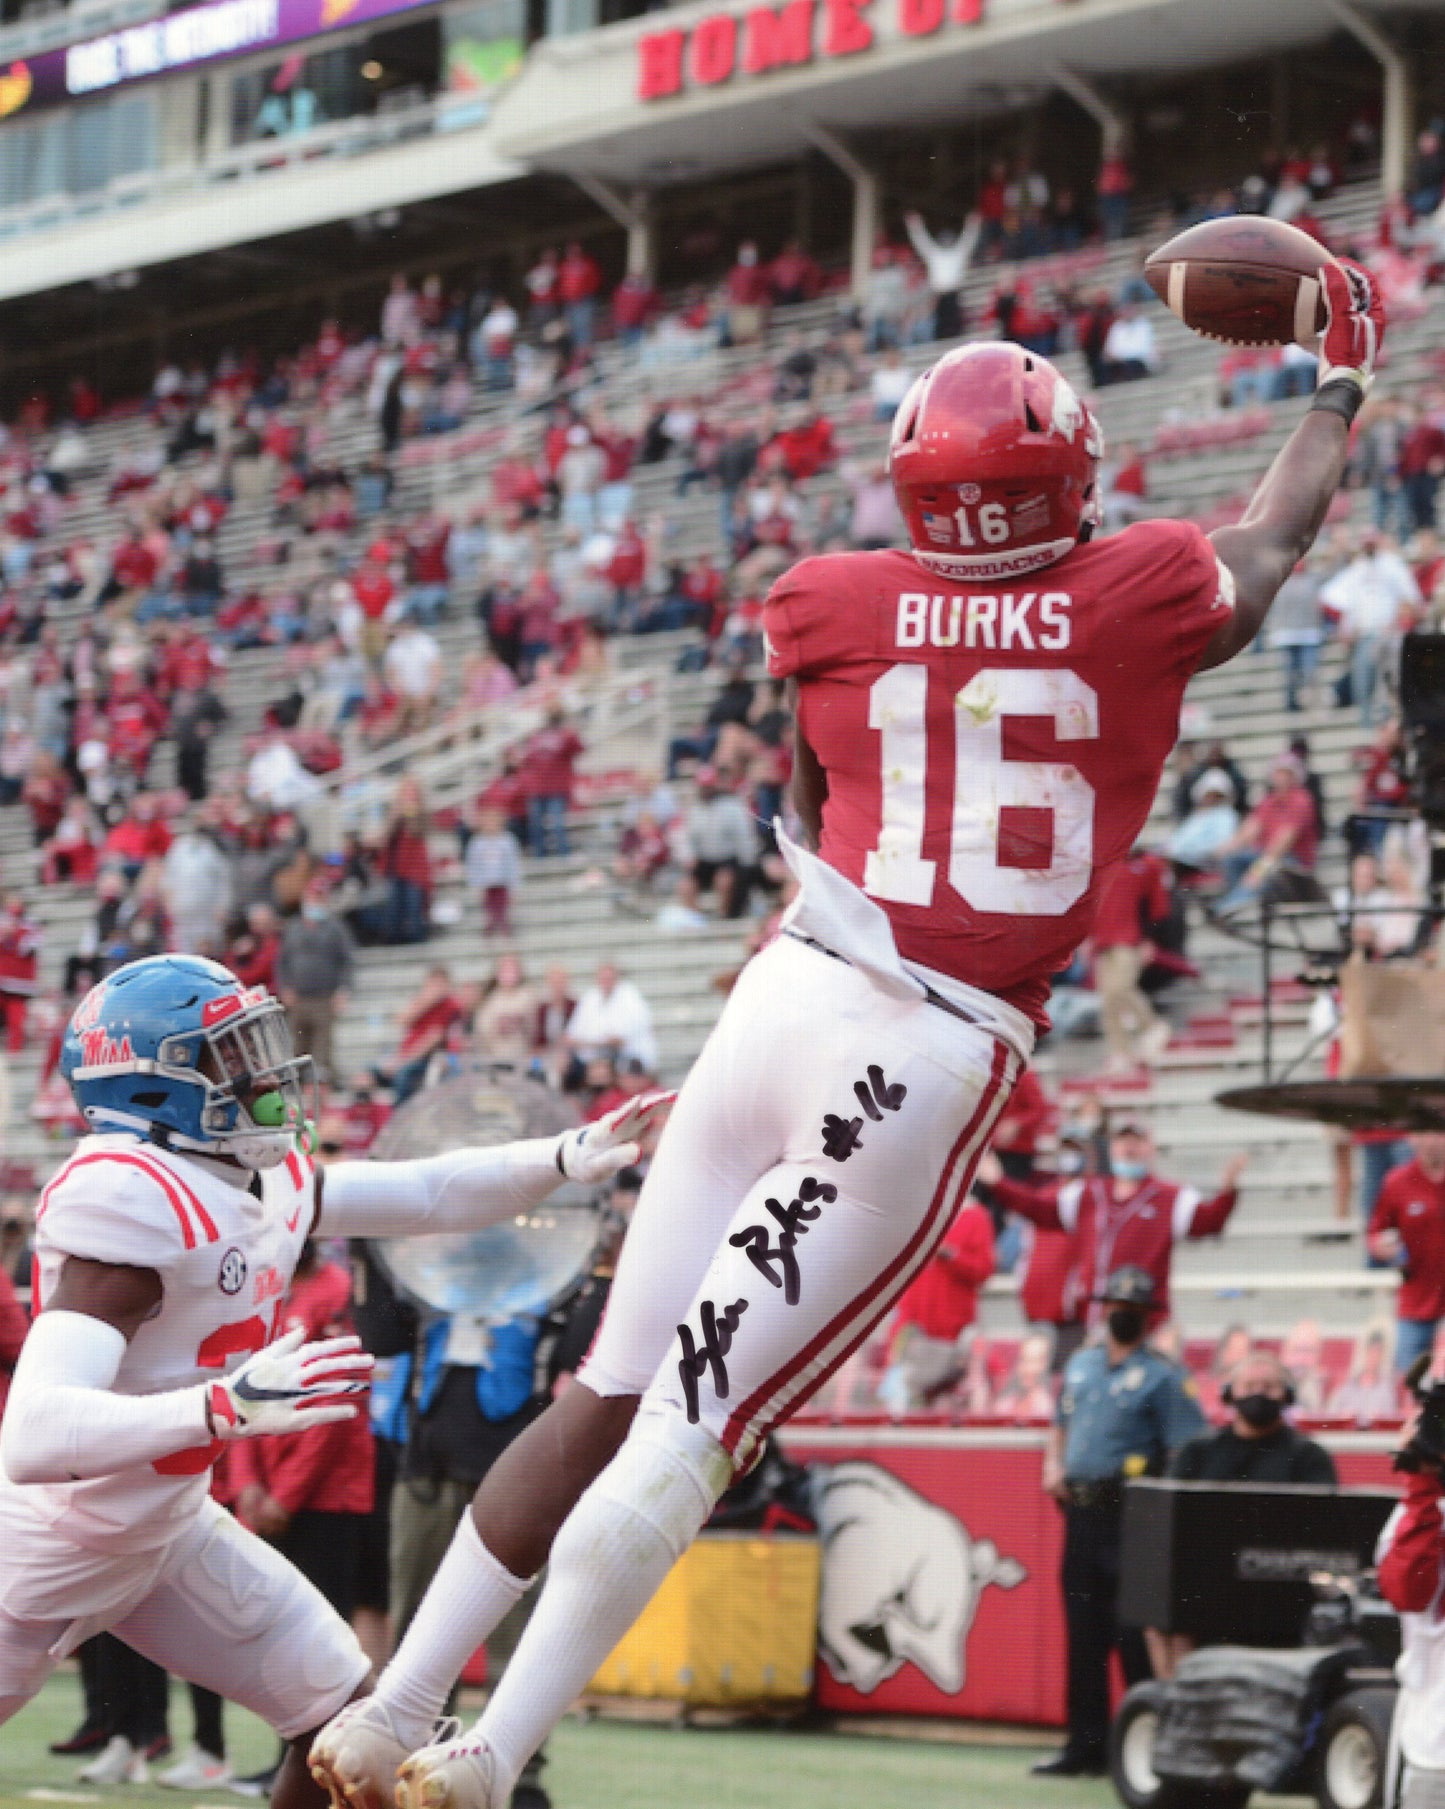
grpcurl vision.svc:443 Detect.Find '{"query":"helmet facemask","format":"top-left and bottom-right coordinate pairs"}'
top-left (160, 999), bottom-right (315, 1169)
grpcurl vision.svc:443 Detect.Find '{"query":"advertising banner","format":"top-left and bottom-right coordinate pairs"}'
top-left (0, 0), bottom-right (440, 120)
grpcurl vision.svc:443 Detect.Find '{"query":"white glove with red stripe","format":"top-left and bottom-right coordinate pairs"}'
top-left (557, 1091), bottom-right (677, 1186)
top-left (205, 1326), bottom-right (373, 1439)
top-left (1317, 258), bottom-right (1387, 394)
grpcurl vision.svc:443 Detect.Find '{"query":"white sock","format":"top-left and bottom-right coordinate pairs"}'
top-left (377, 1511), bottom-right (528, 1749)
top-left (469, 1416), bottom-right (730, 1795)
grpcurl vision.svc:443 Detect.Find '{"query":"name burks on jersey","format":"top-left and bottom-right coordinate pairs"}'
top-left (895, 589), bottom-right (1072, 653)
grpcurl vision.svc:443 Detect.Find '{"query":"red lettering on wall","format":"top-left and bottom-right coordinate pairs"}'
top-left (742, 0), bottom-right (813, 72)
top-left (822, 0), bottom-right (872, 53)
top-left (954, 0), bottom-right (983, 19)
top-left (636, 28), bottom-right (685, 98)
top-left (690, 12), bottom-right (737, 82)
top-left (899, 0), bottom-right (943, 34)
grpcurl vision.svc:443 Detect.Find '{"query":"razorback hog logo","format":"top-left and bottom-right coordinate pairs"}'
top-left (814, 1462), bottom-right (1025, 1695)
top-left (79, 1027), bottom-right (134, 1067)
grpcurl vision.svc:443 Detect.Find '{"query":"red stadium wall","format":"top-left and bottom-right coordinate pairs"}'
top-left (779, 1427), bottom-right (1399, 1727)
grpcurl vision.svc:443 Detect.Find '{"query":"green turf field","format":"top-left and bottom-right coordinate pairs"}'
top-left (0, 1673), bottom-right (1126, 1809)
top-left (0, 1672), bottom-right (1328, 1809)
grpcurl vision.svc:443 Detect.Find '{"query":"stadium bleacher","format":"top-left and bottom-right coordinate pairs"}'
top-left (1, 161), bottom-right (1441, 1380)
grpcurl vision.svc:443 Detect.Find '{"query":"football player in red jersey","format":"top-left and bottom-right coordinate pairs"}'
top-left (312, 262), bottom-right (1386, 1809)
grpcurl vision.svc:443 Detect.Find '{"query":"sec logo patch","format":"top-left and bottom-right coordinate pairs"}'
top-left (218, 1247), bottom-right (248, 1296)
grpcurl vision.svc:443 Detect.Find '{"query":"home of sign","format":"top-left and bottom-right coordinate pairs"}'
top-left (636, 0), bottom-right (986, 100)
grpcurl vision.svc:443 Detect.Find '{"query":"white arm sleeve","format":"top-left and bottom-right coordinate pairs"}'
top-left (1, 1311), bottom-right (210, 1487)
top-left (317, 1139), bottom-right (565, 1239)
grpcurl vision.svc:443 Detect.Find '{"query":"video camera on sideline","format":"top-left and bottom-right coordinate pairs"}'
top-left (1394, 1353), bottom-right (1445, 1474)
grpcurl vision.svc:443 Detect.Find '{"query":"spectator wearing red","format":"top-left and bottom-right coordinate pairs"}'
top-left (227, 903), bottom-right (282, 991)
top-left (991, 1066), bottom-right (1056, 1179)
top-left (1093, 847), bottom-right (1173, 1073)
top-left (21, 751), bottom-right (69, 847)
top-left (1097, 143), bottom-right (1134, 240)
top-left (975, 158), bottom-right (1009, 250)
top-left (106, 528), bottom-right (160, 609)
top-left (492, 451), bottom-right (545, 519)
top-left (612, 273), bottom-right (659, 346)
top-left (107, 673), bottom-right (167, 781)
top-left (40, 797), bottom-right (99, 886)
top-left (232, 1242), bottom-right (375, 1639)
top-left (379, 776), bottom-right (433, 946)
top-left (102, 794), bottom-right (174, 878)
top-left (607, 521), bottom-right (647, 629)
top-left (524, 250), bottom-right (561, 329)
top-left (405, 513), bottom-right (451, 625)
top-left (521, 706), bottom-right (583, 858)
top-left (478, 748), bottom-right (530, 848)
top-left (351, 556), bottom-right (397, 668)
top-left (886, 1197), bottom-right (995, 1408)
top-left (981, 1120), bottom-right (1245, 1328)
top-left (558, 242), bottom-right (603, 347)
top-left (1218, 750), bottom-right (1321, 911)
top-left (1399, 406), bottom-right (1445, 536)
top-left (768, 241), bottom-right (822, 307)
top-left (0, 896), bottom-right (41, 1054)
top-left (768, 410), bottom-right (836, 482)
top-left (1369, 1134), bottom-right (1445, 1374)
top-left (725, 242), bottom-right (770, 344)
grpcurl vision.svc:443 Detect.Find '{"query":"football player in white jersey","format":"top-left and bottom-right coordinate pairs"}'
top-left (0, 954), bottom-right (667, 1809)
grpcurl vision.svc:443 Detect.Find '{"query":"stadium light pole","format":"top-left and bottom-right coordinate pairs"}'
top-left (802, 121), bottom-right (878, 303)
top-left (1321, 0), bottom-right (1413, 200)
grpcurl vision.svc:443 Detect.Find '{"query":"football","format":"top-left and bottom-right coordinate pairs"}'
top-left (1144, 215), bottom-right (1336, 348)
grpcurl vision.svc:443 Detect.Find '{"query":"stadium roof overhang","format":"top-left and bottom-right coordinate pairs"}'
top-left (490, 0), bottom-right (1413, 184)
top-left (0, 120), bottom-right (521, 307)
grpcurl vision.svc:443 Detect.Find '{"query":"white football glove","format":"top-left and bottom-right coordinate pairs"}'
top-left (556, 1091), bottom-right (676, 1186)
top-left (204, 1326), bottom-right (373, 1440)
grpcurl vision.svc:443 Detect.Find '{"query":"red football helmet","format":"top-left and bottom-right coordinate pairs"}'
top-left (889, 342), bottom-right (1105, 581)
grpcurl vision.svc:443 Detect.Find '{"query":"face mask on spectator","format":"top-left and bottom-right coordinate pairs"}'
top-left (1056, 1147), bottom-right (1086, 1175)
top-left (302, 901), bottom-right (327, 921)
top-left (1111, 1158), bottom-right (1149, 1181)
top-left (1235, 1392), bottom-right (1284, 1431)
top-left (1107, 1306), bottom-right (1147, 1344)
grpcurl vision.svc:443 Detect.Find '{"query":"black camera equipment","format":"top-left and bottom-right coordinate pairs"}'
top-left (1394, 1352), bottom-right (1445, 1474)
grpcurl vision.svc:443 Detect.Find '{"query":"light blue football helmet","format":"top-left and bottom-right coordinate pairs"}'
top-left (60, 955), bottom-right (313, 1169)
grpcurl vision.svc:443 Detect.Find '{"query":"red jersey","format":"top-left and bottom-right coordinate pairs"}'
top-left (992, 1170), bottom-right (1238, 1323)
top-left (891, 1201), bottom-right (994, 1340)
top-left (1093, 850), bottom-right (1172, 951)
top-left (1369, 1160), bottom-right (1445, 1322)
top-left (763, 521), bottom-right (1232, 1026)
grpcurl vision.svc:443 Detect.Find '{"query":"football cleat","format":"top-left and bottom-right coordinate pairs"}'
top-left (78, 1734), bottom-right (150, 1786)
top-left (309, 1697), bottom-right (416, 1809)
top-left (157, 1743), bottom-right (233, 1790)
top-left (394, 1734), bottom-right (501, 1809)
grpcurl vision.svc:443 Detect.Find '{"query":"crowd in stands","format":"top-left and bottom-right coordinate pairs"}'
top-left (0, 124), bottom-right (1437, 1463)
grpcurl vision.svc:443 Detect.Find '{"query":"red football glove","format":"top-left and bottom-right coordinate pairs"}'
top-left (1317, 258), bottom-right (1386, 392)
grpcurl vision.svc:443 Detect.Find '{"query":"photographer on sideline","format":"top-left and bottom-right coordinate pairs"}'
top-left (1376, 1369), bottom-right (1445, 1809)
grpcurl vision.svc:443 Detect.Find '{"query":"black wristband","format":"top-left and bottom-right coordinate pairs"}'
top-left (1309, 379), bottom-right (1365, 425)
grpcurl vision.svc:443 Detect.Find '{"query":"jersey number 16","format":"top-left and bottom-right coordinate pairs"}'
top-left (863, 664), bottom-right (1100, 917)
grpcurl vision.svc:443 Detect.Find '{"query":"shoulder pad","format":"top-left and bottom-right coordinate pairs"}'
top-left (38, 1146), bottom-right (221, 1271)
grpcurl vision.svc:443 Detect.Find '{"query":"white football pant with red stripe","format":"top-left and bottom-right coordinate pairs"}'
top-left (580, 931), bottom-right (1024, 1462)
